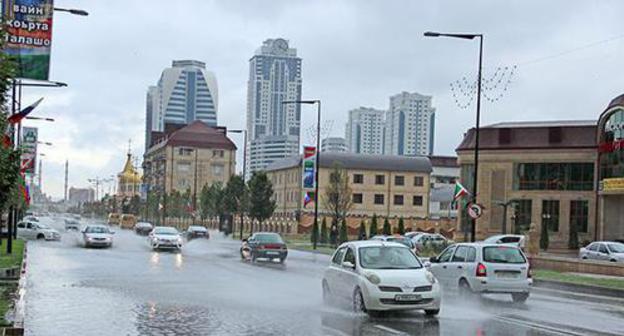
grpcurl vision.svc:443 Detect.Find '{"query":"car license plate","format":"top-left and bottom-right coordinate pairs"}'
top-left (266, 251), bottom-right (279, 255)
top-left (497, 272), bottom-right (518, 279)
top-left (395, 294), bottom-right (421, 302)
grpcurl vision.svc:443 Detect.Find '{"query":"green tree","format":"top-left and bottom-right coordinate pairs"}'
top-left (322, 163), bottom-right (353, 228)
top-left (201, 182), bottom-right (225, 220)
top-left (369, 214), bottom-right (378, 237)
top-left (310, 218), bottom-right (319, 245)
top-left (358, 220), bottom-right (367, 240)
top-left (199, 184), bottom-right (210, 219)
top-left (540, 222), bottom-right (549, 251)
top-left (320, 217), bottom-right (328, 244)
top-left (247, 172), bottom-right (276, 233)
top-left (397, 217), bottom-right (405, 235)
top-left (339, 219), bottom-right (348, 244)
top-left (382, 217), bottom-right (391, 235)
top-left (128, 195), bottom-right (141, 215)
top-left (568, 220), bottom-right (579, 250)
top-left (223, 175), bottom-right (247, 236)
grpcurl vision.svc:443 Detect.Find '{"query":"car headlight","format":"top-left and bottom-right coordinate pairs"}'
top-left (425, 271), bottom-right (437, 284)
top-left (177, 237), bottom-right (183, 243)
top-left (365, 273), bottom-right (381, 285)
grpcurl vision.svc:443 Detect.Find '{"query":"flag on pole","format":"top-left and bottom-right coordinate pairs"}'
top-left (303, 192), bottom-right (313, 208)
top-left (8, 98), bottom-right (44, 124)
top-left (17, 174), bottom-right (30, 205)
top-left (453, 181), bottom-right (470, 202)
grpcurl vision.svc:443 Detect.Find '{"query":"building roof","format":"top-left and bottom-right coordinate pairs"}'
top-left (266, 152), bottom-right (432, 173)
top-left (146, 121), bottom-right (236, 154)
top-left (457, 120), bottom-right (597, 152)
top-left (428, 155), bottom-right (458, 168)
top-left (118, 153), bottom-right (141, 183)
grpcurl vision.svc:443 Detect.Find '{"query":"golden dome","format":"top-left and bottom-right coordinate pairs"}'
top-left (118, 153), bottom-right (142, 183)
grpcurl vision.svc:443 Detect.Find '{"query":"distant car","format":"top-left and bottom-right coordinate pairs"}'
top-left (134, 222), bottom-right (154, 235)
top-left (186, 225), bottom-right (209, 239)
top-left (149, 226), bottom-right (183, 250)
top-left (412, 233), bottom-right (453, 252)
top-left (107, 213), bottom-right (120, 225)
top-left (17, 221), bottom-right (61, 241)
top-left (429, 243), bottom-right (532, 303)
top-left (322, 240), bottom-right (441, 316)
top-left (405, 231), bottom-right (426, 240)
top-left (579, 241), bottom-right (624, 263)
top-left (82, 225), bottom-right (114, 248)
top-left (64, 218), bottom-right (81, 231)
top-left (483, 234), bottom-right (526, 250)
top-left (120, 214), bottom-right (137, 229)
top-left (370, 235), bottom-right (417, 254)
top-left (240, 232), bottom-right (288, 263)
top-left (72, 214), bottom-right (81, 220)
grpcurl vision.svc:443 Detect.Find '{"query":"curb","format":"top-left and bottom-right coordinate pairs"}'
top-left (533, 278), bottom-right (624, 299)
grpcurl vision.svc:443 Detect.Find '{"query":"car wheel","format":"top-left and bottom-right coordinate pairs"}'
top-left (511, 293), bottom-right (529, 303)
top-left (581, 256), bottom-right (588, 260)
top-left (353, 288), bottom-right (367, 313)
top-left (459, 279), bottom-right (474, 299)
top-left (278, 257), bottom-right (286, 264)
top-left (425, 309), bottom-right (440, 316)
top-left (36, 234), bottom-right (45, 240)
top-left (610, 259), bottom-right (617, 262)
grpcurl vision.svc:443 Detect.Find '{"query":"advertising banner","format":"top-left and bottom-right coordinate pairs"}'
top-left (302, 146), bottom-right (316, 189)
top-left (2, 0), bottom-right (54, 80)
top-left (21, 126), bottom-right (37, 174)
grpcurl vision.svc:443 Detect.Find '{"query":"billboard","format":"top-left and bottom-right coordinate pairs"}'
top-left (21, 126), bottom-right (37, 174)
top-left (2, 0), bottom-right (54, 80)
top-left (302, 146), bottom-right (316, 208)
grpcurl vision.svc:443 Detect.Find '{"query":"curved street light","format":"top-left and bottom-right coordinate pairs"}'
top-left (54, 7), bottom-right (89, 16)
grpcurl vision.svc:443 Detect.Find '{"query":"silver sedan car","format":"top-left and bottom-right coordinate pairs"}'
top-left (579, 241), bottom-right (624, 262)
top-left (82, 225), bottom-right (115, 248)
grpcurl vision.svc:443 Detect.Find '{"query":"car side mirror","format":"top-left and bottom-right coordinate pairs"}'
top-left (429, 256), bottom-right (439, 263)
top-left (242, 238), bottom-right (248, 243)
top-left (423, 261), bottom-right (432, 268)
top-left (342, 261), bottom-right (355, 269)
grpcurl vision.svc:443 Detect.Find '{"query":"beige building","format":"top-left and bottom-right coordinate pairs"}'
top-left (143, 121), bottom-right (237, 199)
top-left (266, 152), bottom-right (432, 221)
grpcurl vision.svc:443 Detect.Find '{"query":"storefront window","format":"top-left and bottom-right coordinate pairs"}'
top-left (513, 200), bottom-right (532, 234)
top-left (514, 163), bottom-right (594, 191)
top-left (570, 200), bottom-right (589, 233)
top-left (542, 200), bottom-right (560, 232)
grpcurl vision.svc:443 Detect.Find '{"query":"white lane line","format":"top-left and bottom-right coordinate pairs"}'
top-left (373, 324), bottom-right (404, 335)
top-left (494, 315), bottom-right (621, 336)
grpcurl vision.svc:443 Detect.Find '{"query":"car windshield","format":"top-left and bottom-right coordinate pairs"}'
top-left (608, 243), bottom-right (624, 253)
top-left (254, 234), bottom-right (283, 243)
top-left (387, 237), bottom-right (412, 248)
top-left (190, 226), bottom-right (206, 231)
top-left (37, 223), bottom-right (50, 229)
top-left (358, 246), bottom-right (422, 269)
top-left (154, 227), bottom-right (178, 235)
top-left (85, 226), bottom-right (110, 234)
top-left (483, 246), bottom-right (526, 264)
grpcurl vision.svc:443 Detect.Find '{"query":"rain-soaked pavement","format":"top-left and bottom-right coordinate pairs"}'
top-left (23, 216), bottom-right (624, 336)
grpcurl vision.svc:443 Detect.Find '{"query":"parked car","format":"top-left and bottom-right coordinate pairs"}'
top-left (483, 234), bottom-right (526, 250)
top-left (429, 243), bottom-right (532, 303)
top-left (23, 215), bottom-right (40, 222)
top-left (149, 226), bottom-right (183, 250)
top-left (370, 235), bottom-right (417, 254)
top-left (322, 240), bottom-right (441, 316)
top-left (412, 233), bottom-right (453, 252)
top-left (186, 225), bottom-right (209, 239)
top-left (579, 241), bottom-right (624, 262)
top-left (134, 222), bottom-right (154, 236)
top-left (120, 214), bottom-right (137, 229)
top-left (82, 225), bottom-right (114, 248)
top-left (240, 232), bottom-right (288, 263)
top-left (17, 221), bottom-right (61, 241)
top-left (405, 231), bottom-right (426, 240)
top-left (64, 218), bottom-right (81, 231)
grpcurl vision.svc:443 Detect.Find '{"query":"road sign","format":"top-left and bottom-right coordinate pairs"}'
top-left (467, 203), bottom-right (483, 219)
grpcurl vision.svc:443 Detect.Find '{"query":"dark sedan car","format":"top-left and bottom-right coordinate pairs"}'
top-left (187, 225), bottom-right (209, 239)
top-left (134, 222), bottom-right (154, 236)
top-left (241, 232), bottom-right (288, 263)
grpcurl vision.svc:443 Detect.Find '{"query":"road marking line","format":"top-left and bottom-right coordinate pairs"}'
top-left (373, 324), bottom-right (404, 335)
top-left (494, 315), bottom-right (621, 336)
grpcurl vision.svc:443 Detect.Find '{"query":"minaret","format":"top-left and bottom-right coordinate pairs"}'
top-left (64, 160), bottom-right (68, 202)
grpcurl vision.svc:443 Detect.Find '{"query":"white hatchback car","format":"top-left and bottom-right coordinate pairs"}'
top-left (322, 240), bottom-right (441, 316)
top-left (429, 243), bottom-right (532, 303)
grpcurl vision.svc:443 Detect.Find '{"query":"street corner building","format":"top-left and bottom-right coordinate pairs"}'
top-left (142, 121), bottom-right (237, 197)
top-left (455, 94), bottom-right (624, 246)
top-left (265, 152), bottom-right (433, 234)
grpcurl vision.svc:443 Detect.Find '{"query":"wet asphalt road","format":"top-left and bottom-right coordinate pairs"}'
top-left (23, 217), bottom-right (624, 336)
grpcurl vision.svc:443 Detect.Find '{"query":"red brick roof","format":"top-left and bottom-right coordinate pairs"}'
top-left (148, 121), bottom-right (237, 153)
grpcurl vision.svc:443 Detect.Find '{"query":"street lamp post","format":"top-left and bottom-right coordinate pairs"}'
top-left (424, 31), bottom-right (483, 242)
top-left (54, 7), bottom-right (89, 16)
top-left (227, 129), bottom-right (247, 240)
top-left (494, 200), bottom-right (516, 235)
top-left (282, 100), bottom-right (321, 250)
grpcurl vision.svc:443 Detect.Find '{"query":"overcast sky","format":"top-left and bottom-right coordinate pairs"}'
top-left (23, 0), bottom-right (624, 199)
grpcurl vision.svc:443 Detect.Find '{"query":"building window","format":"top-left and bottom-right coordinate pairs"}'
top-left (570, 200), bottom-right (589, 233)
top-left (513, 200), bottom-right (532, 234)
top-left (542, 200), bottom-right (560, 232)
top-left (212, 164), bottom-right (224, 176)
top-left (514, 163), bottom-right (594, 191)
top-left (375, 175), bottom-right (385, 185)
top-left (176, 162), bottom-right (191, 173)
top-left (414, 176), bottom-right (424, 187)
top-left (353, 193), bottom-right (363, 204)
top-left (395, 176), bottom-right (405, 186)
top-left (394, 195), bottom-right (404, 205)
top-left (213, 150), bottom-right (224, 158)
top-left (413, 195), bottom-right (423, 206)
top-left (353, 174), bottom-right (364, 184)
top-left (178, 147), bottom-right (193, 156)
top-left (374, 194), bottom-right (384, 205)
